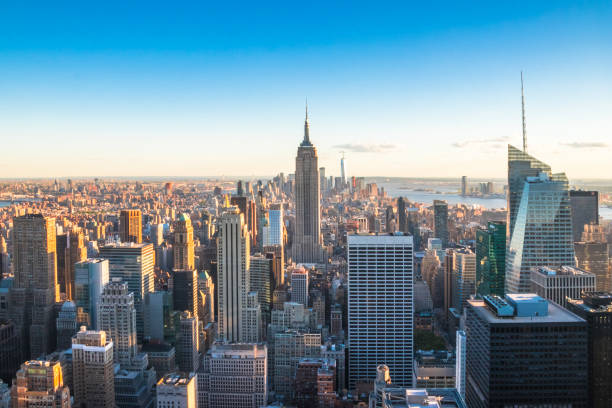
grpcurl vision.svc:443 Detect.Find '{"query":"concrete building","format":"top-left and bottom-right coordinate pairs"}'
top-left (412, 351), bottom-right (455, 389)
top-left (98, 279), bottom-right (137, 366)
top-left (294, 358), bottom-right (337, 408)
top-left (56, 301), bottom-right (78, 350)
top-left (176, 311), bottom-right (199, 373)
top-left (530, 265), bottom-right (596, 307)
top-left (10, 360), bottom-right (70, 408)
top-left (273, 330), bottom-right (321, 397)
top-left (63, 228), bottom-right (88, 300)
top-left (0, 319), bottom-right (20, 384)
top-left (10, 214), bottom-right (59, 359)
top-left (567, 292), bottom-right (612, 407)
top-left (173, 214), bottom-right (195, 270)
top-left (455, 330), bottom-right (466, 400)
top-left (292, 106), bottom-right (323, 263)
top-left (156, 373), bottom-right (196, 408)
top-left (141, 342), bottom-right (176, 380)
top-left (72, 327), bottom-right (115, 408)
top-left (244, 292), bottom-right (262, 343)
top-left (465, 294), bottom-right (587, 407)
top-left (216, 206), bottom-right (250, 342)
top-left (120, 209), bottom-right (142, 244)
top-left (74, 258), bottom-right (109, 329)
top-left (291, 266), bottom-right (309, 306)
top-left (99, 243), bottom-right (155, 341)
top-left (197, 271), bottom-right (214, 326)
top-left (144, 291), bottom-right (174, 342)
top-left (321, 342), bottom-right (346, 392)
top-left (172, 269), bottom-right (198, 319)
top-left (452, 249), bottom-right (476, 313)
top-left (348, 233), bottom-right (414, 389)
top-left (376, 388), bottom-right (467, 408)
top-left (249, 254), bottom-right (272, 325)
top-left (197, 343), bottom-right (267, 408)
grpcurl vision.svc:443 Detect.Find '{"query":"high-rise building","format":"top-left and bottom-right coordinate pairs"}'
top-left (397, 197), bottom-right (407, 233)
top-left (216, 206), bottom-right (250, 342)
top-left (530, 265), bottom-right (596, 307)
top-left (99, 243), bottom-right (155, 341)
top-left (321, 342), bottom-right (346, 392)
top-left (294, 358), bottom-right (337, 408)
top-left (249, 254), bottom-right (272, 325)
top-left (569, 190), bottom-right (599, 242)
top-left (506, 171), bottom-right (575, 293)
top-left (72, 327), bottom-right (115, 408)
top-left (507, 145), bottom-right (552, 240)
top-left (197, 343), bottom-right (268, 408)
top-left (0, 320), bottom-right (20, 384)
top-left (264, 245), bottom-right (284, 288)
top-left (56, 301), bottom-right (78, 350)
top-left (412, 350), bottom-right (455, 389)
top-left (197, 271), bottom-right (214, 325)
top-left (120, 209), bottom-right (143, 244)
top-left (475, 221), bottom-right (506, 296)
top-left (243, 292), bottom-right (262, 343)
top-left (273, 329), bottom-right (321, 397)
top-left (575, 241), bottom-right (610, 292)
top-left (141, 342), bottom-right (176, 380)
top-left (144, 291), bottom-right (174, 342)
top-left (455, 330), bottom-right (466, 400)
top-left (460, 176), bottom-right (467, 196)
top-left (292, 105), bottom-right (323, 263)
top-left (64, 228), bottom-right (87, 300)
top-left (340, 153), bottom-right (346, 187)
top-left (150, 224), bottom-right (164, 247)
top-left (74, 258), bottom-right (109, 329)
top-left (266, 204), bottom-right (284, 246)
top-left (10, 214), bottom-right (59, 359)
top-left (156, 373), bottom-right (196, 408)
top-left (172, 269), bottom-right (197, 319)
top-left (465, 294), bottom-right (587, 407)
top-left (10, 360), bottom-right (70, 408)
top-left (567, 292), bottom-right (612, 407)
top-left (443, 249), bottom-right (454, 321)
top-left (176, 311), bottom-right (199, 373)
top-left (98, 279), bottom-right (138, 366)
top-left (291, 266), bottom-right (309, 306)
top-left (452, 249), bottom-right (476, 313)
top-left (433, 201), bottom-right (448, 247)
top-left (173, 214), bottom-right (195, 270)
top-left (347, 233), bottom-right (414, 389)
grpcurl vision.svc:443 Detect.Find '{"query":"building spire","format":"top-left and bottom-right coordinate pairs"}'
top-left (301, 99), bottom-right (312, 146)
top-left (521, 71), bottom-right (527, 153)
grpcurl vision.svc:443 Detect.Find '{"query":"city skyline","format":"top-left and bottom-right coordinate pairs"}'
top-left (1, 2), bottom-right (611, 178)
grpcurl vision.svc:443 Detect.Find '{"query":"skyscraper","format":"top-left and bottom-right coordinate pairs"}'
top-left (455, 330), bottom-right (466, 400)
top-left (172, 269), bottom-right (198, 319)
top-left (452, 249), bottom-right (476, 313)
top-left (156, 373), bottom-right (197, 408)
top-left (266, 203), bottom-right (284, 246)
top-left (99, 243), bottom-right (155, 341)
top-left (506, 171), bottom-right (575, 293)
top-left (567, 292), bottom-right (612, 407)
top-left (243, 292), bottom-right (262, 343)
top-left (173, 214), bottom-right (195, 270)
top-left (74, 258), bottom-right (109, 329)
top-left (98, 279), bottom-right (138, 366)
top-left (347, 233), bottom-right (414, 388)
top-left (217, 206), bottom-right (250, 342)
top-left (64, 228), bottom-right (87, 300)
top-left (433, 200), bottom-right (448, 247)
top-left (176, 311), bottom-right (199, 373)
top-left (475, 221), bottom-right (506, 296)
top-left (569, 190), bottom-right (599, 242)
top-left (10, 360), bottom-right (70, 408)
top-left (291, 266), bottom-right (309, 306)
top-left (575, 240), bottom-right (610, 292)
top-left (530, 265), bottom-right (596, 307)
top-left (10, 214), bottom-right (59, 359)
top-left (56, 301), bottom-right (78, 350)
top-left (340, 152), bottom-right (346, 188)
top-left (249, 254), bottom-right (272, 325)
top-left (120, 209), bottom-right (143, 244)
top-left (397, 197), bottom-right (406, 233)
top-left (460, 176), bottom-right (467, 196)
top-left (465, 294), bottom-right (587, 407)
top-left (72, 327), bottom-right (115, 408)
top-left (292, 105), bottom-right (323, 264)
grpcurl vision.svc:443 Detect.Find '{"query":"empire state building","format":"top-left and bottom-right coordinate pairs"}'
top-left (292, 105), bottom-right (323, 263)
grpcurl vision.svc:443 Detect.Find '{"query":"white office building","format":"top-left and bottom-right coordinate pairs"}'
top-left (291, 266), bottom-right (309, 306)
top-left (348, 233), bottom-right (414, 389)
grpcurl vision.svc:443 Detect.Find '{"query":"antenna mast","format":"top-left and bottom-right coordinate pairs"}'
top-left (521, 71), bottom-right (527, 153)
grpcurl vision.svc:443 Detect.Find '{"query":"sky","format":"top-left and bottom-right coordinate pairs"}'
top-left (0, 1), bottom-right (611, 179)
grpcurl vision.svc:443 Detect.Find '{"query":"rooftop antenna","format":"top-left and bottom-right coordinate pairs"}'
top-left (521, 71), bottom-right (527, 153)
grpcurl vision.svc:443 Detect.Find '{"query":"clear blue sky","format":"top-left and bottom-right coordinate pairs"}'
top-left (1, 1), bottom-right (610, 179)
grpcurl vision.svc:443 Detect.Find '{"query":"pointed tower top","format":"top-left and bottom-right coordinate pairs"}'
top-left (301, 99), bottom-right (313, 147)
top-left (521, 71), bottom-right (527, 153)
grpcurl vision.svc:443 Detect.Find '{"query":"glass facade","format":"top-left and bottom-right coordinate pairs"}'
top-left (475, 221), bottom-right (506, 296)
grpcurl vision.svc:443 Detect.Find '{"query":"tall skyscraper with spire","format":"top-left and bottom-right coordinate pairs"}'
top-left (292, 104), bottom-right (323, 263)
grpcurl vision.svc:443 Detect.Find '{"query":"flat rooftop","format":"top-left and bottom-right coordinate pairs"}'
top-left (348, 233), bottom-right (413, 245)
top-left (468, 298), bottom-right (585, 324)
top-left (158, 373), bottom-right (193, 386)
top-left (533, 265), bottom-right (593, 277)
top-left (209, 343), bottom-right (267, 359)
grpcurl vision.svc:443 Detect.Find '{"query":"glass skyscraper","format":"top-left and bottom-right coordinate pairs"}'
top-left (475, 221), bottom-right (506, 296)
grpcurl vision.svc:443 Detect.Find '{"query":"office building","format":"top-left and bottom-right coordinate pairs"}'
top-left (475, 221), bottom-right (506, 296)
top-left (465, 294), bottom-right (587, 407)
top-left (273, 330), bottom-right (321, 397)
top-left (114, 367), bottom-right (155, 408)
top-left (0, 320), bottom-right (20, 384)
top-left (321, 342), bottom-right (346, 392)
top-left (506, 172), bottom-right (575, 293)
top-left (433, 200), bottom-right (448, 247)
top-left (56, 301), bottom-right (78, 350)
top-left (455, 330), bottom-right (465, 400)
top-left (376, 388), bottom-right (467, 408)
top-left (249, 254), bottom-right (272, 325)
top-left (176, 311), bottom-right (199, 373)
top-left (98, 279), bottom-right (137, 366)
top-left (198, 343), bottom-right (267, 408)
top-left (348, 234), bottom-right (414, 389)
top-left (216, 206), bottom-right (250, 342)
top-left (72, 328), bottom-right (115, 408)
top-left (461, 176), bottom-right (467, 196)
top-left (567, 292), bottom-right (612, 407)
top-left (397, 197), bottom-right (407, 233)
top-left (74, 258), bottom-right (109, 329)
top-left (64, 228), bottom-right (88, 300)
top-left (291, 266), bottom-right (309, 306)
top-left (575, 240), bottom-right (610, 292)
top-left (197, 271), bottom-right (214, 325)
top-left (173, 214), bottom-right (195, 270)
top-left (267, 203), bottom-right (284, 246)
top-left (412, 351), bottom-right (455, 389)
top-left (156, 373), bottom-right (196, 408)
top-left (142, 342), bottom-right (176, 380)
top-left (264, 245), bottom-right (284, 288)
top-left (531, 265), bottom-right (596, 307)
top-left (292, 106), bottom-right (323, 263)
top-left (10, 360), bottom-right (70, 408)
top-left (570, 190), bottom-right (599, 242)
top-left (144, 291), bottom-right (174, 342)
top-left (172, 269), bottom-right (197, 319)
top-left (243, 292), bottom-right (262, 342)
top-left (10, 214), bottom-right (59, 359)
top-left (452, 249), bottom-right (476, 313)
top-left (294, 358), bottom-right (337, 408)
top-left (120, 209), bottom-right (142, 244)
top-left (444, 249), bottom-right (454, 321)
top-left (99, 243), bottom-right (155, 341)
